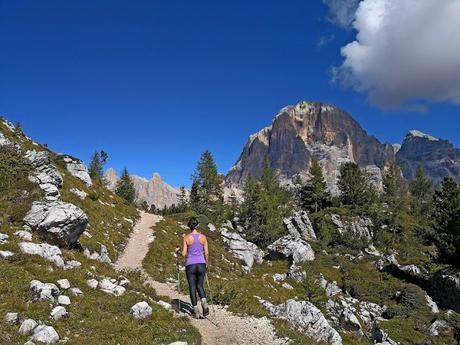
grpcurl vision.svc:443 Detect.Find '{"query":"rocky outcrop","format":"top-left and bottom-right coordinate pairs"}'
top-left (61, 155), bottom-right (92, 186)
top-left (226, 101), bottom-right (394, 193)
top-left (267, 235), bottom-right (315, 264)
top-left (396, 130), bottom-right (460, 185)
top-left (220, 228), bottom-right (264, 271)
top-left (330, 214), bottom-right (373, 241)
top-left (30, 280), bottom-right (60, 302)
top-left (25, 150), bottom-right (63, 201)
top-left (429, 271), bottom-right (460, 312)
top-left (31, 325), bottom-right (60, 344)
top-left (23, 201), bottom-right (88, 246)
top-left (260, 298), bottom-right (342, 345)
top-left (84, 244), bottom-right (111, 264)
top-left (105, 168), bottom-right (180, 208)
top-left (19, 242), bottom-right (81, 269)
top-left (283, 211), bottom-right (316, 241)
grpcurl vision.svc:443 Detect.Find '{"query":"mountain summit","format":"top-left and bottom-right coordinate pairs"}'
top-left (226, 101), bottom-right (394, 192)
top-left (105, 168), bottom-right (180, 209)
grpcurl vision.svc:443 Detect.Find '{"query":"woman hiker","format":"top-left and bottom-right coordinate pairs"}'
top-left (176, 217), bottom-right (209, 318)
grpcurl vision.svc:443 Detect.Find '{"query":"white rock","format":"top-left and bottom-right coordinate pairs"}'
top-left (25, 150), bottom-right (63, 200)
top-left (283, 211), bottom-right (317, 241)
top-left (208, 223), bottom-right (216, 232)
top-left (69, 188), bottom-right (87, 200)
top-left (429, 319), bottom-right (449, 336)
top-left (365, 244), bottom-right (381, 257)
top-left (62, 156), bottom-right (92, 187)
top-left (272, 273), bottom-right (287, 282)
top-left (31, 325), bottom-right (60, 344)
top-left (50, 306), bottom-right (67, 320)
top-left (70, 288), bottom-right (83, 296)
top-left (0, 250), bottom-right (14, 258)
top-left (99, 278), bottom-right (126, 296)
top-left (169, 342), bottom-right (188, 345)
top-left (86, 279), bottom-right (98, 289)
top-left (0, 233), bottom-right (9, 244)
top-left (56, 279), bottom-right (71, 290)
top-left (20, 242), bottom-right (65, 268)
top-left (4, 312), bottom-right (19, 325)
top-left (64, 260), bottom-right (82, 270)
top-left (282, 283), bottom-right (294, 290)
top-left (19, 319), bottom-right (38, 335)
top-left (267, 235), bottom-right (315, 264)
top-left (425, 294), bottom-right (440, 314)
top-left (260, 298), bottom-right (342, 345)
top-left (30, 280), bottom-right (60, 302)
top-left (58, 295), bottom-right (71, 306)
top-left (157, 300), bottom-right (172, 311)
top-left (220, 228), bottom-right (264, 271)
top-left (14, 230), bottom-right (33, 241)
top-left (131, 301), bottom-right (153, 319)
top-left (23, 201), bottom-right (88, 246)
top-left (330, 214), bottom-right (373, 241)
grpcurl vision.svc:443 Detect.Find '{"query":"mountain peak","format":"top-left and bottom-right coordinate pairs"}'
top-left (407, 130), bottom-right (439, 141)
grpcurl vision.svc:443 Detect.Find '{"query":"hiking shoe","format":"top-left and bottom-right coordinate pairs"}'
top-left (193, 306), bottom-right (200, 319)
top-left (201, 298), bottom-right (209, 317)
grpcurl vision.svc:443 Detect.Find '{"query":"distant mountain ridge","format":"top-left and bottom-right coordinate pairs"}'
top-left (226, 101), bottom-right (460, 191)
top-left (105, 168), bottom-right (180, 209)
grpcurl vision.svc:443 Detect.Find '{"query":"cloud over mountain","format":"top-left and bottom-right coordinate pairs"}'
top-left (332, 0), bottom-right (460, 109)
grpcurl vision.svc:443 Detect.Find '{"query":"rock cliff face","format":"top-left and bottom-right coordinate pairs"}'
top-left (396, 130), bottom-right (460, 186)
top-left (226, 101), bottom-right (394, 192)
top-left (105, 168), bottom-right (180, 209)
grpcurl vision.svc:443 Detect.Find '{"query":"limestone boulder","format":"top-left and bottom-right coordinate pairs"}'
top-left (267, 235), bottom-right (315, 264)
top-left (23, 201), bottom-right (88, 246)
top-left (62, 156), bottom-right (92, 186)
top-left (220, 228), bottom-right (264, 271)
top-left (260, 298), bottom-right (342, 345)
top-left (283, 211), bottom-right (316, 241)
top-left (131, 301), bottom-right (153, 319)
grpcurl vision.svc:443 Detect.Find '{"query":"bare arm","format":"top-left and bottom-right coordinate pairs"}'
top-left (203, 236), bottom-right (209, 264)
top-left (181, 235), bottom-right (188, 257)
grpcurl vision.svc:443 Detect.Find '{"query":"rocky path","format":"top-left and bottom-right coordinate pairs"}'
top-left (115, 211), bottom-right (288, 345)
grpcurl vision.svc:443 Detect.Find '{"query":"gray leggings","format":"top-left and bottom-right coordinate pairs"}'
top-left (185, 263), bottom-right (207, 306)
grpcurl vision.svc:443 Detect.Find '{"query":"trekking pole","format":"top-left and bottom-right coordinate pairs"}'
top-left (205, 270), bottom-right (215, 314)
top-left (175, 246), bottom-right (181, 314)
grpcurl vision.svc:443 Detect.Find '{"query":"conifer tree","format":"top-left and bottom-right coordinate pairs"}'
top-left (89, 150), bottom-right (108, 183)
top-left (177, 186), bottom-right (189, 212)
top-left (410, 165), bottom-right (433, 219)
top-left (338, 162), bottom-right (377, 215)
top-left (190, 150), bottom-right (224, 221)
top-left (239, 164), bottom-right (292, 248)
top-left (115, 167), bottom-right (135, 204)
top-left (299, 158), bottom-right (330, 213)
top-left (431, 176), bottom-right (460, 265)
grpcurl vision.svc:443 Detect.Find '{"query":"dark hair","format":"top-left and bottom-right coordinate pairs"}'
top-left (187, 217), bottom-right (199, 231)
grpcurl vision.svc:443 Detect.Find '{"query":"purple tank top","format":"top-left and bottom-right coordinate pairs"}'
top-left (186, 233), bottom-right (206, 266)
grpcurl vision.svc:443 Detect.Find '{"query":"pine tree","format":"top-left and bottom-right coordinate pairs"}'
top-left (89, 150), bottom-right (108, 183)
top-left (338, 162), bottom-right (377, 215)
top-left (410, 165), bottom-right (433, 216)
top-left (239, 164), bottom-right (293, 248)
top-left (431, 176), bottom-right (460, 265)
top-left (299, 158), bottom-right (330, 213)
top-left (176, 186), bottom-right (189, 213)
top-left (115, 167), bottom-right (135, 204)
top-left (190, 150), bottom-right (224, 221)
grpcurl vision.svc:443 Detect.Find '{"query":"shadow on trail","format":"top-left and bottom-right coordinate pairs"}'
top-left (172, 298), bottom-right (194, 315)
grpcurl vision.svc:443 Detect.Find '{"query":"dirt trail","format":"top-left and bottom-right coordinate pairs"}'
top-left (115, 211), bottom-right (288, 345)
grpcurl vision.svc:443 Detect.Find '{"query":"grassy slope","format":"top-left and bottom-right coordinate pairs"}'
top-left (143, 211), bottom-right (459, 345)
top-left (0, 121), bottom-right (200, 345)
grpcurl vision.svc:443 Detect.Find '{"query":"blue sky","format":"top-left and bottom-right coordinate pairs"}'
top-left (1, 1), bottom-right (459, 187)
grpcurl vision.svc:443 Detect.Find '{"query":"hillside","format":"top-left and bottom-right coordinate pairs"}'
top-left (142, 212), bottom-right (459, 345)
top-left (0, 119), bottom-right (199, 344)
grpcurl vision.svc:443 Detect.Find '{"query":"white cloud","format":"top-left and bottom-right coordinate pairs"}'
top-left (323, 0), bottom-right (361, 29)
top-left (335, 0), bottom-right (460, 109)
